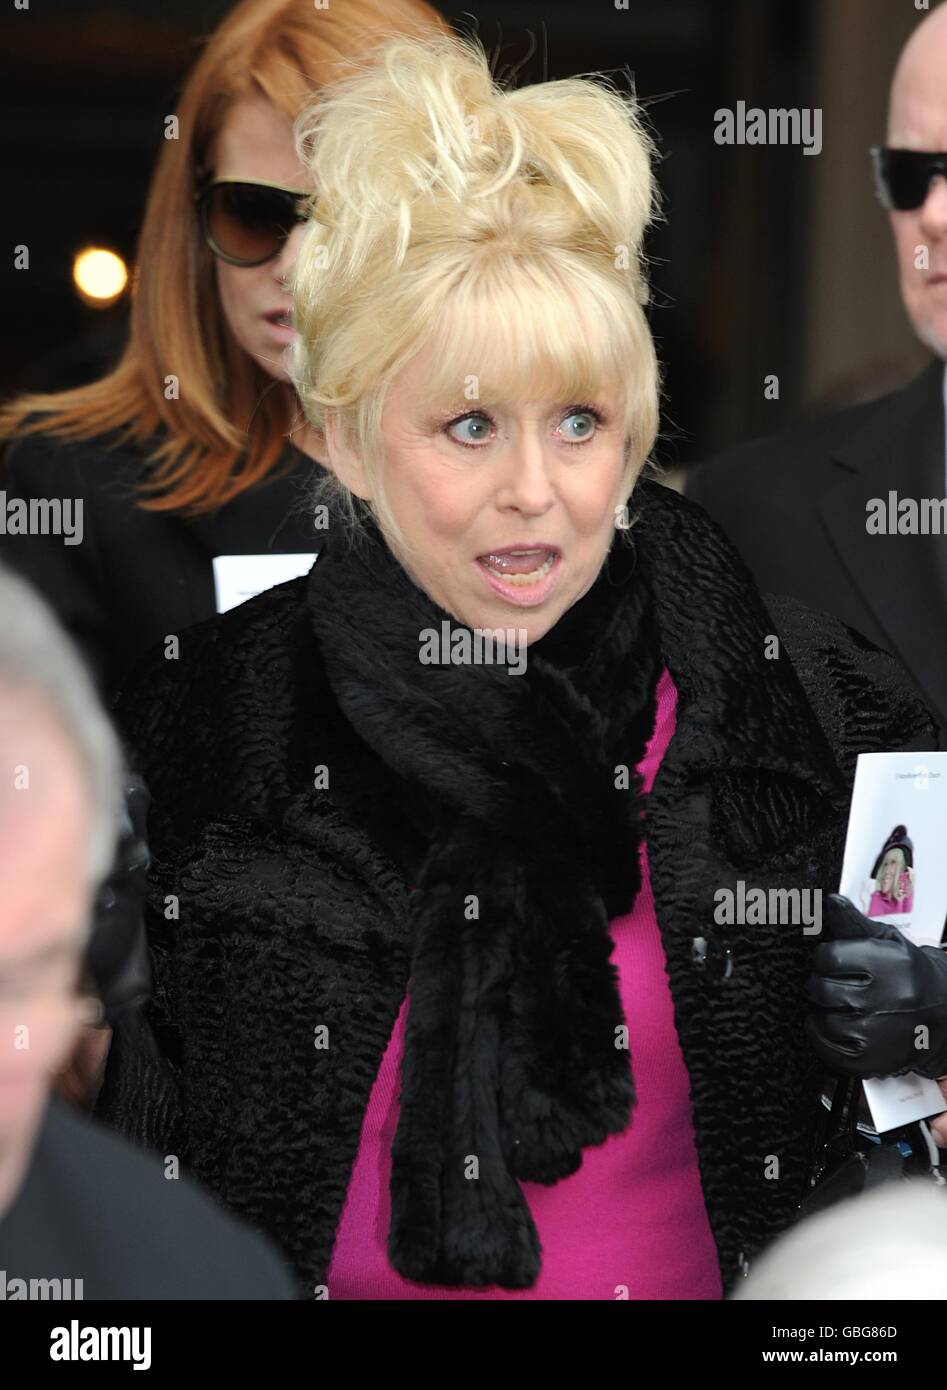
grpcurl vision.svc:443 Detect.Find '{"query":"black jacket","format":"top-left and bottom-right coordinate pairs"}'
top-left (95, 479), bottom-right (936, 1298)
top-left (0, 427), bottom-right (324, 696)
top-left (0, 1095), bottom-right (299, 1299)
top-left (686, 361), bottom-right (947, 740)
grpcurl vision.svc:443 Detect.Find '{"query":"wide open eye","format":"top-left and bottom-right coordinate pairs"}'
top-left (442, 405), bottom-right (606, 450)
top-left (446, 412), bottom-right (493, 447)
top-left (559, 409), bottom-right (600, 443)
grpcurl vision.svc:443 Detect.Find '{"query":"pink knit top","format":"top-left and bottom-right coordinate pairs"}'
top-left (325, 667), bottom-right (722, 1299)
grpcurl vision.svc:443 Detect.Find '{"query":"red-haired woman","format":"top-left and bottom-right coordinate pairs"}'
top-left (0, 0), bottom-right (449, 696)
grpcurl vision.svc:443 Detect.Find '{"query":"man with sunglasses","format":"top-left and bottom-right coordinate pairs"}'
top-left (687, 2), bottom-right (947, 746)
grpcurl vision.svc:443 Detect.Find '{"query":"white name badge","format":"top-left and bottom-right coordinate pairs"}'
top-left (212, 552), bottom-right (318, 614)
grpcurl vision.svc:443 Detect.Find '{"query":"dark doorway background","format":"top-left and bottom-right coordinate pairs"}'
top-left (0, 0), bottom-right (927, 474)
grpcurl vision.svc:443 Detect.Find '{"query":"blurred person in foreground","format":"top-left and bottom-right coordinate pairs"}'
top-left (733, 1180), bottom-right (947, 1300)
top-left (687, 0), bottom-right (947, 741)
top-left (0, 564), bottom-right (298, 1298)
top-left (93, 34), bottom-right (945, 1300)
top-left (0, 0), bottom-right (449, 699)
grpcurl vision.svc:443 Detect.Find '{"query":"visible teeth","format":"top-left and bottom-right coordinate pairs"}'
top-left (483, 551), bottom-right (556, 585)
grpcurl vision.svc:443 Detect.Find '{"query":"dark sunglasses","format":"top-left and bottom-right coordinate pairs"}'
top-left (871, 147), bottom-right (947, 212)
top-left (195, 177), bottom-right (312, 266)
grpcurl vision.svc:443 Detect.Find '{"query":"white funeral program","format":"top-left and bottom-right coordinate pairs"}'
top-left (212, 552), bottom-right (318, 614)
top-left (837, 752), bottom-right (947, 1133)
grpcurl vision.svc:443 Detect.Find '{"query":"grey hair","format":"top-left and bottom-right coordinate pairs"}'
top-left (733, 1179), bottom-right (947, 1299)
top-left (0, 563), bottom-right (123, 886)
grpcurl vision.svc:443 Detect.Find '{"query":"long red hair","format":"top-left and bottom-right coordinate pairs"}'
top-left (0, 0), bottom-right (450, 514)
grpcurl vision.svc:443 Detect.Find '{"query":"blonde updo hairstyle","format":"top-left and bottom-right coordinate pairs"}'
top-left (290, 32), bottom-right (660, 548)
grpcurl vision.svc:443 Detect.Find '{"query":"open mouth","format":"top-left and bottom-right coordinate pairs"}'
top-left (475, 546), bottom-right (562, 605)
top-left (265, 310), bottom-right (294, 328)
top-left (478, 549), bottom-right (558, 585)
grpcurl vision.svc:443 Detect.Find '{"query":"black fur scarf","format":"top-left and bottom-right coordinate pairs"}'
top-left (307, 519), bottom-right (663, 1287)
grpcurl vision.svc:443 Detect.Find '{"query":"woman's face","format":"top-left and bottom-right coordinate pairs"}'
top-left (209, 95), bottom-right (311, 383)
top-left (330, 342), bottom-right (632, 644)
top-left (880, 850), bottom-right (900, 893)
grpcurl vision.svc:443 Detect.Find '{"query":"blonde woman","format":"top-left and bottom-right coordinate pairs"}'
top-left (96, 34), bottom-right (938, 1299)
top-left (0, 0), bottom-right (448, 695)
top-left (862, 826), bottom-right (915, 917)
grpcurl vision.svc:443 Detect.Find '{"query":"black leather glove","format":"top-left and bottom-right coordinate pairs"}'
top-left (806, 893), bottom-right (947, 1080)
top-left (85, 772), bottom-right (152, 1026)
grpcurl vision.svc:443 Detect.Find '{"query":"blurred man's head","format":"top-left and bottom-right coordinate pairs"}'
top-left (0, 566), bottom-right (121, 1219)
top-left (887, 2), bottom-right (947, 357)
top-left (734, 1180), bottom-right (947, 1299)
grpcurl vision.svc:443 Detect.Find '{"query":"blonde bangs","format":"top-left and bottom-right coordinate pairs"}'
top-left (392, 250), bottom-right (658, 480)
top-left (424, 259), bottom-right (623, 407)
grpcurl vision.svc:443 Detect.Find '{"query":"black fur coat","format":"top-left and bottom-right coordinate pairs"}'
top-left (95, 480), bottom-right (937, 1297)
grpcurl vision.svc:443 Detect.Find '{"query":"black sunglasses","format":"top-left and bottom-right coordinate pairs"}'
top-left (195, 177), bottom-right (312, 266)
top-left (871, 147), bottom-right (947, 212)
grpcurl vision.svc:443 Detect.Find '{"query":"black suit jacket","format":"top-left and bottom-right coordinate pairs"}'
top-left (0, 1095), bottom-right (299, 1299)
top-left (686, 361), bottom-right (947, 741)
top-left (0, 428), bottom-right (325, 697)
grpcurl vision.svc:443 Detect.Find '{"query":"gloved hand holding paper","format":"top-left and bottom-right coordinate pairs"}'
top-left (806, 751), bottom-right (947, 1134)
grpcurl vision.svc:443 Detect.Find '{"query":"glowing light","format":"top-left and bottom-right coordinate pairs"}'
top-left (73, 248), bottom-right (128, 306)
